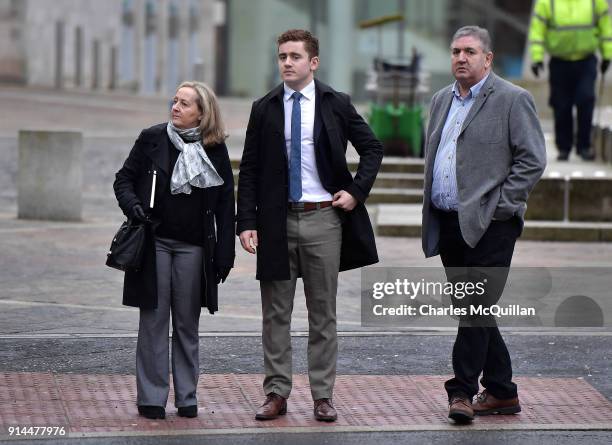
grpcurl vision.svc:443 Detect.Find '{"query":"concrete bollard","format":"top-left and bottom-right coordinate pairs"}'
top-left (17, 130), bottom-right (83, 221)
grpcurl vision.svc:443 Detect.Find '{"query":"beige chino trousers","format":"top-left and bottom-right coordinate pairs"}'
top-left (260, 205), bottom-right (343, 400)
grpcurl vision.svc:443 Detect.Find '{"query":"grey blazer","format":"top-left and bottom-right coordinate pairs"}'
top-left (422, 72), bottom-right (546, 258)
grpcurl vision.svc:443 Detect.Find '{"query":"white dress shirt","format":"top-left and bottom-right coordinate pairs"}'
top-left (283, 79), bottom-right (333, 202)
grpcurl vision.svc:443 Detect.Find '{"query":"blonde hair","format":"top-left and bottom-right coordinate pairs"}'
top-left (175, 81), bottom-right (227, 145)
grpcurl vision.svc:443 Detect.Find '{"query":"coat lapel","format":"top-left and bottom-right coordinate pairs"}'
top-left (270, 83), bottom-right (287, 162)
top-left (430, 89), bottom-right (453, 152)
top-left (425, 88), bottom-right (453, 177)
top-left (458, 72), bottom-right (496, 137)
top-left (315, 79), bottom-right (340, 148)
top-left (314, 83), bottom-right (323, 145)
top-left (146, 126), bottom-right (171, 176)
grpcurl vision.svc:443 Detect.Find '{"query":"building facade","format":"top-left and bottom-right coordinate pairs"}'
top-left (0, 0), bottom-right (538, 98)
top-left (0, 0), bottom-right (218, 95)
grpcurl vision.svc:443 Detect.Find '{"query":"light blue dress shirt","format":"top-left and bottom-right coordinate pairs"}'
top-left (431, 73), bottom-right (489, 211)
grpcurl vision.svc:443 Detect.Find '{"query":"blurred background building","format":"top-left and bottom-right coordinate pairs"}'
top-left (0, 0), bottom-right (217, 95)
top-left (0, 0), bottom-right (561, 99)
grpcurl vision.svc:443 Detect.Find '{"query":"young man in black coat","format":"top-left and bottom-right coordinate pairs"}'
top-left (236, 29), bottom-right (383, 422)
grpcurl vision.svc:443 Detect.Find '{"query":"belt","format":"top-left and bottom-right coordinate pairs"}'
top-left (288, 201), bottom-right (333, 212)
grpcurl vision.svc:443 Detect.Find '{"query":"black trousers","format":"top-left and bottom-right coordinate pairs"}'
top-left (437, 210), bottom-right (521, 401)
top-left (549, 55), bottom-right (597, 155)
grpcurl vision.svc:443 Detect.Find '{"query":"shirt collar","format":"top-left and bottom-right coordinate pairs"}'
top-left (284, 78), bottom-right (315, 102)
top-left (452, 72), bottom-right (490, 100)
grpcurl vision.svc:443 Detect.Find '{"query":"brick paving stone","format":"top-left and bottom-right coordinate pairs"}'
top-left (1, 372), bottom-right (611, 436)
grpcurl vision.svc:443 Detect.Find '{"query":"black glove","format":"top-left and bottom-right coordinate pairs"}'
top-left (601, 59), bottom-right (610, 74)
top-left (215, 265), bottom-right (231, 284)
top-left (531, 62), bottom-right (544, 78)
top-left (130, 204), bottom-right (147, 222)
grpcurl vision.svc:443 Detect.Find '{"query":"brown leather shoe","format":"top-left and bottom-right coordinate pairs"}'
top-left (473, 390), bottom-right (521, 415)
top-left (255, 393), bottom-right (287, 420)
top-left (448, 394), bottom-right (474, 423)
top-left (314, 398), bottom-right (337, 422)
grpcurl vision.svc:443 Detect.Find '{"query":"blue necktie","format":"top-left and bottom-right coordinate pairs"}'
top-left (289, 91), bottom-right (303, 202)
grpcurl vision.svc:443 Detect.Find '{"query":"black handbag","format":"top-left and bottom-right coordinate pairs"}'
top-left (106, 219), bottom-right (147, 272)
top-left (108, 166), bottom-right (157, 272)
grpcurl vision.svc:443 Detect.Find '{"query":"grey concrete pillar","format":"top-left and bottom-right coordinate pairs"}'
top-left (213, 0), bottom-right (228, 94)
top-left (17, 131), bottom-right (83, 221)
top-left (55, 21), bottom-right (65, 89)
top-left (327, 0), bottom-right (354, 94)
top-left (109, 45), bottom-right (118, 90)
top-left (92, 39), bottom-right (101, 90)
top-left (134, 0), bottom-right (146, 93)
top-left (192, 60), bottom-right (204, 82)
top-left (178, 0), bottom-right (190, 82)
top-left (199, 0), bottom-right (216, 85)
top-left (157, 0), bottom-right (169, 94)
top-left (75, 26), bottom-right (83, 87)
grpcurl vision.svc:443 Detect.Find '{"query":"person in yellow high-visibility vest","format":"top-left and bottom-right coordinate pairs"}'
top-left (529, 0), bottom-right (612, 160)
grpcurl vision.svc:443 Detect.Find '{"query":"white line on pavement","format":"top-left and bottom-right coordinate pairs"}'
top-left (0, 299), bottom-right (364, 325)
top-left (13, 422), bottom-right (610, 440)
top-left (1, 330), bottom-right (610, 339)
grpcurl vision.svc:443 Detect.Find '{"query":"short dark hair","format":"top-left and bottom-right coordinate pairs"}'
top-left (451, 26), bottom-right (492, 53)
top-left (277, 29), bottom-right (319, 59)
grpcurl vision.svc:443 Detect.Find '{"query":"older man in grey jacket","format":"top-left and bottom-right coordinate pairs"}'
top-left (422, 26), bottom-right (546, 423)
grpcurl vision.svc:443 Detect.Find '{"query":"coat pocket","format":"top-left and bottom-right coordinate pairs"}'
top-left (480, 185), bottom-right (501, 206)
top-left (476, 118), bottom-right (503, 144)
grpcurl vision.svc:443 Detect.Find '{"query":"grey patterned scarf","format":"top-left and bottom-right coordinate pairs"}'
top-left (166, 122), bottom-right (224, 195)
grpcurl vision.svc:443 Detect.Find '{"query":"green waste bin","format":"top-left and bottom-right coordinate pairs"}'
top-left (368, 103), bottom-right (423, 157)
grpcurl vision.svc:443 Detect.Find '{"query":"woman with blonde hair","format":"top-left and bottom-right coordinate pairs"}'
top-left (114, 81), bottom-right (235, 419)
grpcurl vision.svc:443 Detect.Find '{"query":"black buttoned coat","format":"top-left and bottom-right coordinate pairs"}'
top-left (236, 80), bottom-right (383, 281)
top-left (113, 123), bottom-right (235, 312)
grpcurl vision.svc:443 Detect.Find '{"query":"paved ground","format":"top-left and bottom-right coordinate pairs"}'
top-left (2, 372), bottom-right (611, 432)
top-left (1, 85), bottom-right (611, 444)
top-left (1, 335), bottom-right (611, 396)
top-left (1, 335), bottom-right (611, 444)
top-left (1, 215), bottom-right (611, 334)
top-left (3, 431), bottom-right (612, 445)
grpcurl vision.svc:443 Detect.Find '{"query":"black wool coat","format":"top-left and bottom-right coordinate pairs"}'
top-left (236, 79), bottom-right (384, 281)
top-left (113, 123), bottom-right (235, 312)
